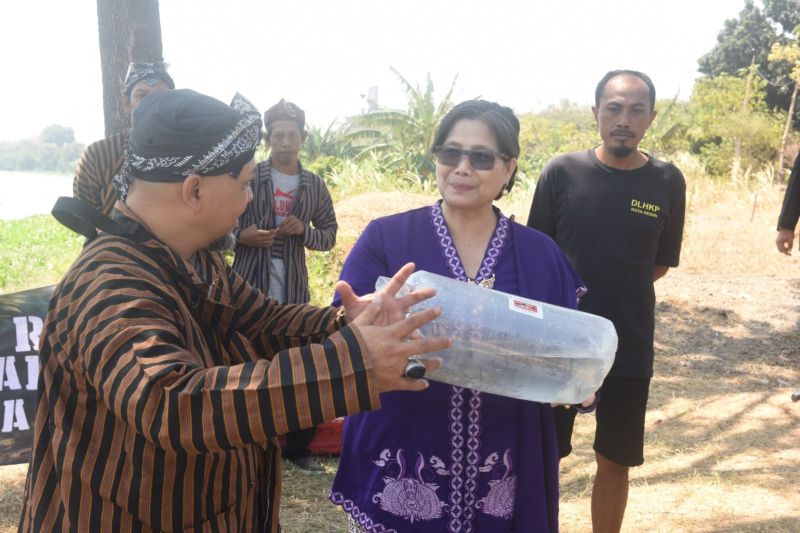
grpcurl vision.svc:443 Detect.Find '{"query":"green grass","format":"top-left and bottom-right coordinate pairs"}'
top-left (306, 238), bottom-right (354, 307)
top-left (0, 215), bottom-right (83, 294)
top-left (0, 213), bottom-right (352, 308)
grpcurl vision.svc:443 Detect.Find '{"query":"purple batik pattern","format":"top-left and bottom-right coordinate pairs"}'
top-left (447, 386), bottom-right (466, 531)
top-left (462, 389), bottom-right (483, 531)
top-left (370, 449), bottom-right (449, 523)
top-left (476, 213), bottom-right (509, 283)
top-left (476, 450), bottom-right (517, 520)
top-left (429, 201), bottom-right (509, 286)
top-left (330, 491), bottom-right (398, 533)
top-left (429, 201), bottom-right (513, 531)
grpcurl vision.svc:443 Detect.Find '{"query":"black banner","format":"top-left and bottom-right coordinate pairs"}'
top-left (0, 286), bottom-right (53, 466)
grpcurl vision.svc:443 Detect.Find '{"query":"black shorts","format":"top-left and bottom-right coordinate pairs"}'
top-left (554, 376), bottom-right (651, 467)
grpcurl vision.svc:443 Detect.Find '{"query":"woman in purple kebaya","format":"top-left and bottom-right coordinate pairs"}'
top-left (329, 100), bottom-right (586, 533)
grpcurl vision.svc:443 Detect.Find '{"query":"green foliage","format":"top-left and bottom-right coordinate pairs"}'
top-left (686, 74), bottom-right (785, 176)
top-left (256, 71), bottom-right (797, 197)
top-left (0, 215), bottom-right (83, 293)
top-left (517, 101), bottom-right (597, 179)
top-left (302, 120), bottom-right (359, 162)
top-left (305, 239), bottom-right (353, 307)
top-left (768, 35), bottom-right (800, 179)
top-left (301, 120), bottom-right (362, 178)
top-left (354, 68), bottom-right (456, 184)
top-left (0, 209), bottom-right (351, 311)
top-left (321, 153), bottom-right (432, 200)
top-left (763, 0), bottom-right (800, 38)
top-left (0, 125), bottom-right (84, 173)
top-left (514, 76), bottom-right (790, 183)
top-left (255, 118), bottom-right (362, 179)
top-left (305, 155), bottom-right (346, 179)
top-left (769, 37), bottom-right (800, 83)
top-left (698, 0), bottom-right (800, 125)
top-left (698, 1), bottom-right (776, 77)
top-left (641, 97), bottom-right (692, 158)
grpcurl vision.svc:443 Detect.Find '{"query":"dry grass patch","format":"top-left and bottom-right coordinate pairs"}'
top-left (0, 465), bottom-right (26, 532)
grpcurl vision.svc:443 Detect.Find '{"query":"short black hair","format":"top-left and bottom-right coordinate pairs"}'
top-left (431, 100), bottom-right (520, 198)
top-left (595, 70), bottom-right (656, 110)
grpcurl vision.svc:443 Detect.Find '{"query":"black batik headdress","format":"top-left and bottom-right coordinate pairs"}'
top-left (113, 89), bottom-right (263, 200)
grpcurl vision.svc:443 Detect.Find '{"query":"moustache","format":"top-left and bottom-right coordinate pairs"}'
top-left (610, 129), bottom-right (635, 137)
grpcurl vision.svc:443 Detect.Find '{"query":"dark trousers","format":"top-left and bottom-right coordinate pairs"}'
top-left (282, 427), bottom-right (316, 460)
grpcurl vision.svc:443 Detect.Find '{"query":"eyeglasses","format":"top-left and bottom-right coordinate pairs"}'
top-left (433, 146), bottom-right (509, 171)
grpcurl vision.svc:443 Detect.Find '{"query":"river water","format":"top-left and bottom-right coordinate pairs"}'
top-left (0, 171), bottom-right (72, 221)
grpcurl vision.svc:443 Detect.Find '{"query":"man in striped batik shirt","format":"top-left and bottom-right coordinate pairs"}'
top-left (233, 99), bottom-right (337, 472)
top-left (72, 61), bottom-right (175, 215)
top-left (20, 89), bottom-right (447, 532)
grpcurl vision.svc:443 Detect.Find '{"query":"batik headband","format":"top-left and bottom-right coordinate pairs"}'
top-left (123, 61), bottom-right (176, 96)
top-left (113, 89), bottom-right (262, 200)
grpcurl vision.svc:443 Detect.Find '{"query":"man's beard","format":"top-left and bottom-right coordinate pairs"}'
top-left (610, 143), bottom-right (635, 158)
top-left (208, 232), bottom-right (236, 252)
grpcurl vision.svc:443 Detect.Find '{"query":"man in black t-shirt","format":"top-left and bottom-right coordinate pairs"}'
top-left (528, 70), bottom-right (686, 533)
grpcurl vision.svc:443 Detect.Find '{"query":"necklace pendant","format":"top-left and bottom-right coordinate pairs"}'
top-left (478, 275), bottom-right (495, 289)
top-left (467, 274), bottom-right (495, 289)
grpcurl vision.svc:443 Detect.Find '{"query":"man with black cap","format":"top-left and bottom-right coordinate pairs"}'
top-left (72, 61), bottom-right (175, 215)
top-left (233, 99), bottom-right (337, 472)
top-left (20, 89), bottom-right (447, 532)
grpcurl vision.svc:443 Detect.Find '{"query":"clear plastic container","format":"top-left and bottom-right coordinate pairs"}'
top-left (377, 270), bottom-right (617, 404)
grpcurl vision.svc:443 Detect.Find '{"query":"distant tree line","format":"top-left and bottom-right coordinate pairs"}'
top-left (0, 125), bottom-right (84, 174)
top-left (294, 64), bottom-right (797, 196)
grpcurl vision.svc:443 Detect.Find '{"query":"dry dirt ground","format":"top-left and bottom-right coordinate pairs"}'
top-left (2, 185), bottom-right (799, 532)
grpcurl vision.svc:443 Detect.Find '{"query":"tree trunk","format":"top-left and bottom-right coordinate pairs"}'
top-left (96, 0), bottom-right (164, 137)
top-left (777, 81), bottom-right (798, 183)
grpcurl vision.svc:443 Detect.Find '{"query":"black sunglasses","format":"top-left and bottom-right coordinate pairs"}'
top-left (433, 146), bottom-right (509, 171)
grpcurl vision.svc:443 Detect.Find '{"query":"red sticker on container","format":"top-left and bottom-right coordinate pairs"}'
top-left (509, 297), bottom-right (543, 319)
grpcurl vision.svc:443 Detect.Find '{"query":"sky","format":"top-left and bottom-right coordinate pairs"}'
top-left (0, 0), bottom-right (747, 144)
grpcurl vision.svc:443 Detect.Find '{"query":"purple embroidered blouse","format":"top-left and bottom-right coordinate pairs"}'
top-left (330, 202), bottom-right (585, 533)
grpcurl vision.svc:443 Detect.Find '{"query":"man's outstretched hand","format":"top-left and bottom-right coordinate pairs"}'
top-left (337, 263), bottom-right (435, 325)
top-left (336, 263), bottom-right (450, 392)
